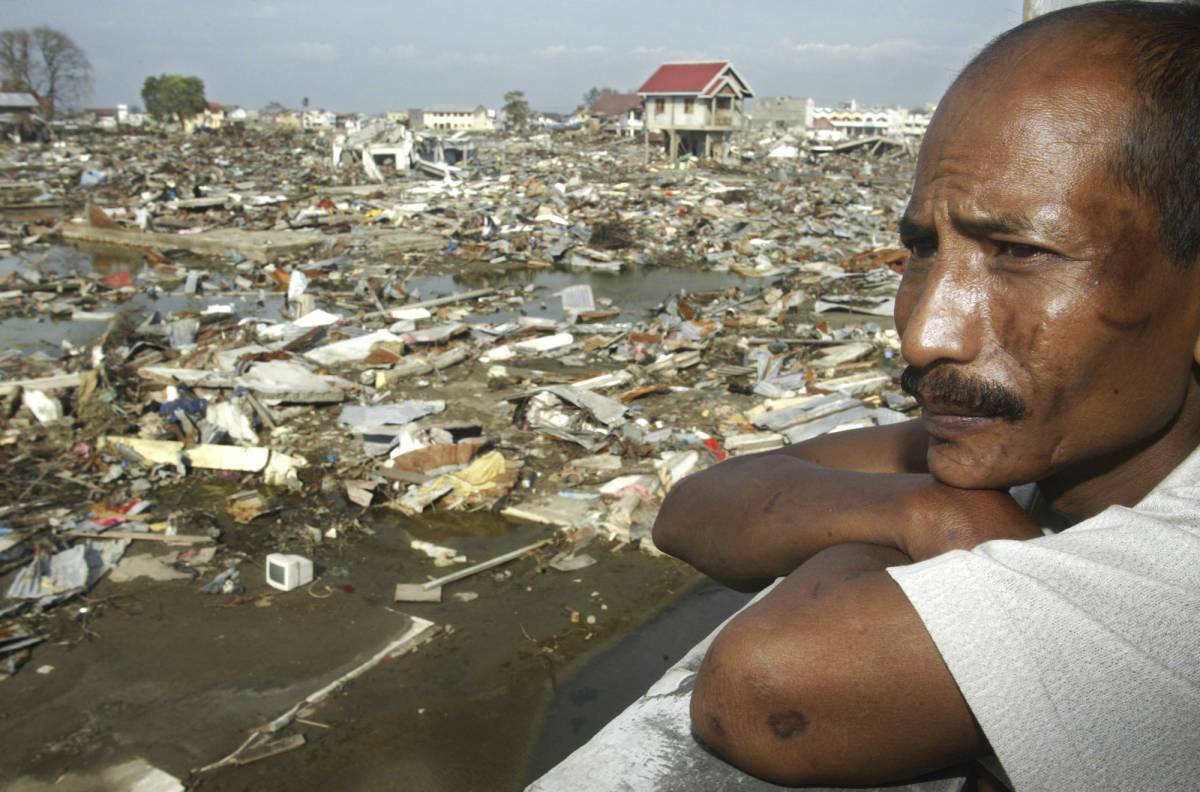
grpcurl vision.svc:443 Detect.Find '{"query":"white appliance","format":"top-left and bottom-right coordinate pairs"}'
top-left (265, 553), bottom-right (314, 591)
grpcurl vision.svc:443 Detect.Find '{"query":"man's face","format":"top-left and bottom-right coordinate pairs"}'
top-left (895, 60), bottom-right (1200, 490)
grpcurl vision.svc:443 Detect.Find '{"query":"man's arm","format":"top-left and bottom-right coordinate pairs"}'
top-left (691, 542), bottom-right (988, 786)
top-left (653, 421), bottom-right (1038, 590)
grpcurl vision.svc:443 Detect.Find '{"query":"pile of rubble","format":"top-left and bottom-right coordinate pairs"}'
top-left (0, 123), bottom-right (917, 683)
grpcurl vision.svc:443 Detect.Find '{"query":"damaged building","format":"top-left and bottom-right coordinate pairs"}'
top-left (0, 93), bottom-right (46, 143)
top-left (638, 60), bottom-right (753, 161)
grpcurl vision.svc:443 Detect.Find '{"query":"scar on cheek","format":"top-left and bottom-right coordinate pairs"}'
top-left (763, 491), bottom-right (782, 514)
top-left (707, 714), bottom-right (726, 738)
top-left (767, 709), bottom-right (810, 740)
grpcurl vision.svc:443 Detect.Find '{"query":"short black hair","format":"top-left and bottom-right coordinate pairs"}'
top-left (965, 1), bottom-right (1200, 266)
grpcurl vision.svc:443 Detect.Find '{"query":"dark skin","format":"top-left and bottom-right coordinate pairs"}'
top-left (653, 28), bottom-right (1200, 788)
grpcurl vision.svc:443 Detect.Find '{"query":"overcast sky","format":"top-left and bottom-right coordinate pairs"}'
top-left (3, 0), bottom-right (1025, 113)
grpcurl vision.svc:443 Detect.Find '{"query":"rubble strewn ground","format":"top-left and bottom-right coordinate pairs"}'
top-left (0, 123), bottom-right (916, 790)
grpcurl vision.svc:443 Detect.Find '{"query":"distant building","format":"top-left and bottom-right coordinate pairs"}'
top-left (808, 101), bottom-right (933, 140)
top-left (807, 117), bottom-right (846, 144)
top-left (85, 107), bottom-right (119, 129)
top-left (259, 104), bottom-right (302, 129)
top-left (589, 92), bottom-right (644, 137)
top-left (638, 60), bottom-right (754, 160)
top-left (898, 106), bottom-right (934, 137)
top-left (0, 92), bottom-right (44, 142)
top-left (302, 109), bottom-right (337, 129)
top-left (750, 96), bottom-right (812, 132)
top-left (185, 102), bottom-right (225, 134)
top-left (223, 105), bottom-right (257, 124)
top-left (421, 106), bottom-right (495, 132)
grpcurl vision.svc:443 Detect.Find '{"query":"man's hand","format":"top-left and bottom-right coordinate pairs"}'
top-left (896, 480), bottom-right (1043, 561)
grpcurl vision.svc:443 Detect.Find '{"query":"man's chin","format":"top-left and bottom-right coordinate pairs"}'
top-left (926, 442), bottom-right (1038, 491)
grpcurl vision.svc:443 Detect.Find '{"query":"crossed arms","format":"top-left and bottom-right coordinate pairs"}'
top-left (651, 421), bottom-right (1042, 786)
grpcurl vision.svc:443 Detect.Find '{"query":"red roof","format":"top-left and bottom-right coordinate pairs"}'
top-left (638, 62), bottom-right (727, 94)
top-left (591, 92), bottom-right (642, 116)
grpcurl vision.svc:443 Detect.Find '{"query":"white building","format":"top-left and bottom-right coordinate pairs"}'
top-left (302, 109), bottom-right (338, 129)
top-left (421, 106), bottom-right (495, 132)
top-left (809, 101), bottom-right (934, 140)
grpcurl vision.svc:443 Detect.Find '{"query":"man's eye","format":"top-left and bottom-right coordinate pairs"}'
top-left (906, 240), bottom-right (937, 258)
top-left (998, 242), bottom-right (1044, 259)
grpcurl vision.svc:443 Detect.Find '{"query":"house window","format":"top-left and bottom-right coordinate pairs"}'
top-left (655, 98), bottom-right (665, 114)
top-left (684, 98), bottom-right (694, 113)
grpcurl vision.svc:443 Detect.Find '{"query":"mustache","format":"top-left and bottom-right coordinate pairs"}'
top-left (900, 365), bottom-right (1026, 421)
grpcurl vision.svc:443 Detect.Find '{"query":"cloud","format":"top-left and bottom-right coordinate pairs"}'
top-left (249, 4), bottom-right (279, 19)
top-left (369, 43), bottom-right (419, 59)
top-left (627, 45), bottom-right (709, 62)
top-left (772, 38), bottom-right (960, 62)
top-left (273, 41), bottom-right (338, 62)
top-left (439, 49), bottom-right (498, 65)
top-left (532, 44), bottom-right (607, 59)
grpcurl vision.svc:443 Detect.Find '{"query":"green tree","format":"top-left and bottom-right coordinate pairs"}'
top-left (0, 26), bottom-right (91, 122)
top-left (503, 90), bottom-right (530, 133)
top-left (582, 86), bottom-right (616, 110)
top-left (141, 74), bottom-right (207, 126)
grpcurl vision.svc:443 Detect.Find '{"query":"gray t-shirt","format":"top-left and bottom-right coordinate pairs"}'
top-left (889, 448), bottom-right (1200, 792)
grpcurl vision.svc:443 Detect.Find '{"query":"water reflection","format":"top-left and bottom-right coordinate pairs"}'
top-left (0, 243), bottom-right (758, 355)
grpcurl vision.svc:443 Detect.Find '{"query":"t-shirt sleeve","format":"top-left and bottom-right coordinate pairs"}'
top-left (887, 485), bottom-right (1200, 791)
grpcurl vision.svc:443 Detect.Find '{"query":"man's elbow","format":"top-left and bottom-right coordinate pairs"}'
top-left (690, 626), bottom-right (836, 786)
top-left (689, 620), bottom-right (908, 787)
top-left (650, 475), bottom-right (696, 560)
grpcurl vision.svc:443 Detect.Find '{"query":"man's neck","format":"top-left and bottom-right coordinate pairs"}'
top-left (1041, 375), bottom-right (1200, 524)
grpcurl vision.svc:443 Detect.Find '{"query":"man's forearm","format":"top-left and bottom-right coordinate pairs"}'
top-left (652, 454), bottom-right (934, 590)
top-left (653, 437), bottom-right (1041, 590)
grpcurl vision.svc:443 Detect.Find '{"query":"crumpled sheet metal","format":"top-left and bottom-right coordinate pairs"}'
top-left (6, 539), bottom-right (130, 605)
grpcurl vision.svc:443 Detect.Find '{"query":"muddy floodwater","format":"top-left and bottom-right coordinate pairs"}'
top-left (0, 242), bottom-right (759, 357)
top-left (0, 242), bottom-right (755, 791)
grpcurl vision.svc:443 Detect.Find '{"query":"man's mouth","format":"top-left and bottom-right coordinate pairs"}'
top-left (917, 397), bottom-right (995, 419)
top-left (900, 365), bottom-right (1027, 438)
top-left (919, 406), bottom-right (1001, 440)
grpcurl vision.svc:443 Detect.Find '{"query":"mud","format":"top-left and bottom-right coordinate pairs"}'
top-left (1, 506), bottom-right (738, 791)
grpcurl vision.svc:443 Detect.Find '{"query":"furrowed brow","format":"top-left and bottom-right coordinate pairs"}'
top-left (952, 211), bottom-right (1037, 238)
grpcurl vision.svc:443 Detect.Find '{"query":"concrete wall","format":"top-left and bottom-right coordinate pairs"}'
top-left (644, 96), bottom-right (743, 132)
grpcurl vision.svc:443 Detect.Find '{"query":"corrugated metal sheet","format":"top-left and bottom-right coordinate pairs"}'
top-left (638, 62), bottom-right (727, 95)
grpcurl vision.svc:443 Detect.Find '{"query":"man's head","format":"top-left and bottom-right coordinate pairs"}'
top-left (896, 1), bottom-right (1200, 495)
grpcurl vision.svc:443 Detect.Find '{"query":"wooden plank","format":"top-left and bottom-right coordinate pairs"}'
top-left (61, 530), bottom-right (213, 545)
top-left (232, 734), bottom-right (306, 766)
top-left (0, 373), bottom-right (83, 397)
top-left (58, 224), bottom-right (325, 263)
top-left (394, 583), bottom-right (442, 603)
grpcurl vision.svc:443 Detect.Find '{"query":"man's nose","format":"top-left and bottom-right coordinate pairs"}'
top-left (898, 264), bottom-right (985, 368)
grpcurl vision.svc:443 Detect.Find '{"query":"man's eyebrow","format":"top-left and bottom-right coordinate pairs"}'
top-left (952, 211), bottom-right (1037, 238)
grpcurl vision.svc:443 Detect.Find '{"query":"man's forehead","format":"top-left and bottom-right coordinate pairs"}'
top-left (905, 73), bottom-right (1134, 217)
